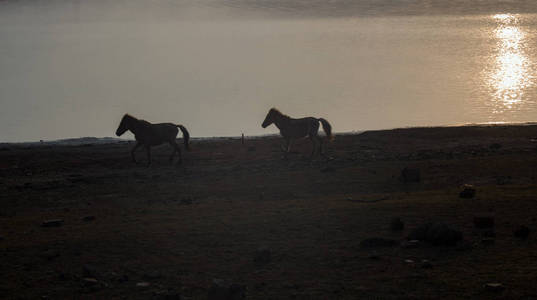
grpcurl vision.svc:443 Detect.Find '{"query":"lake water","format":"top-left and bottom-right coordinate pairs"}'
top-left (1, 0), bottom-right (537, 142)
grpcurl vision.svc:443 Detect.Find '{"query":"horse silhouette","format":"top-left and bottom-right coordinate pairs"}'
top-left (116, 114), bottom-right (190, 166)
top-left (262, 108), bottom-right (333, 159)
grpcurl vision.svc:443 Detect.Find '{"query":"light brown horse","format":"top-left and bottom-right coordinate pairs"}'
top-left (261, 108), bottom-right (333, 159)
top-left (115, 114), bottom-right (190, 165)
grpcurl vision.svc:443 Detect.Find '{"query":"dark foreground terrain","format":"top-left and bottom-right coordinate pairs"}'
top-left (1, 125), bottom-right (537, 299)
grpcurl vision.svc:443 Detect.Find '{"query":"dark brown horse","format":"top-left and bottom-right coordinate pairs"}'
top-left (116, 114), bottom-right (190, 165)
top-left (261, 108), bottom-right (333, 159)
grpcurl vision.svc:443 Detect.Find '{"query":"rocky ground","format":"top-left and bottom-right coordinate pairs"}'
top-left (1, 124), bottom-right (537, 299)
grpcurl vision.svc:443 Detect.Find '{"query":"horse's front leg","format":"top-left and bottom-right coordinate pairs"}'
top-left (281, 138), bottom-right (291, 160)
top-left (309, 135), bottom-right (319, 159)
top-left (145, 145), bottom-right (152, 167)
top-left (131, 142), bottom-right (142, 163)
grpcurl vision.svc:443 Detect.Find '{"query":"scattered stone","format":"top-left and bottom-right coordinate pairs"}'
top-left (41, 219), bottom-right (64, 227)
top-left (368, 253), bottom-right (380, 260)
top-left (400, 167), bottom-right (420, 183)
top-left (82, 278), bottom-right (99, 287)
top-left (82, 216), bottom-right (96, 222)
top-left (144, 270), bottom-right (162, 280)
top-left (180, 196), bottom-right (193, 205)
top-left (473, 214), bottom-right (495, 229)
top-left (107, 271), bottom-right (128, 283)
top-left (404, 259), bottom-right (414, 264)
top-left (40, 249), bottom-right (60, 260)
top-left (153, 289), bottom-right (182, 300)
top-left (253, 247), bottom-right (272, 265)
top-left (401, 240), bottom-right (420, 249)
top-left (320, 166), bottom-right (336, 173)
top-left (82, 264), bottom-right (99, 278)
top-left (360, 237), bottom-right (398, 248)
top-left (514, 225), bottom-right (530, 239)
top-left (481, 229), bottom-right (496, 237)
top-left (390, 217), bottom-right (405, 231)
top-left (421, 260), bottom-right (433, 269)
top-left (459, 184), bottom-right (476, 198)
top-left (408, 222), bottom-right (462, 246)
top-left (495, 175), bottom-right (512, 185)
top-left (208, 279), bottom-right (246, 300)
top-left (481, 238), bottom-right (495, 245)
top-left (484, 283), bottom-right (505, 292)
top-left (136, 282), bottom-right (151, 287)
top-left (489, 143), bottom-right (502, 150)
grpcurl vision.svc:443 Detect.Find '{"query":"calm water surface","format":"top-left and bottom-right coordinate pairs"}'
top-left (1, 0), bottom-right (537, 141)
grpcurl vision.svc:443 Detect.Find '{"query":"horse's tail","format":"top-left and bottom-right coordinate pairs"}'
top-left (318, 118), bottom-right (334, 141)
top-left (177, 125), bottom-right (191, 151)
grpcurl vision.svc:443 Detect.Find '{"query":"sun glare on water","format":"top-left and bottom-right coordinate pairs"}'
top-left (487, 13), bottom-right (533, 113)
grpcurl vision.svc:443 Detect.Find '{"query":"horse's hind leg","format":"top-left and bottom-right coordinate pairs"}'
top-left (145, 145), bottom-right (152, 166)
top-left (309, 135), bottom-right (319, 159)
top-left (282, 138), bottom-right (291, 160)
top-left (169, 141), bottom-right (182, 165)
top-left (319, 138), bottom-right (328, 159)
top-left (168, 142), bottom-right (177, 164)
top-left (131, 142), bottom-right (142, 163)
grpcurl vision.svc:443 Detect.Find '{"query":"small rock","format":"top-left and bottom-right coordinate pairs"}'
top-left (136, 282), bottom-right (151, 287)
top-left (360, 237), bottom-right (398, 248)
top-left (400, 167), bottom-right (420, 183)
top-left (82, 216), bottom-right (96, 222)
top-left (514, 225), bottom-right (530, 239)
top-left (153, 289), bottom-right (181, 300)
top-left (144, 271), bottom-right (162, 280)
top-left (180, 196), bottom-right (193, 205)
top-left (481, 229), bottom-right (496, 237)
top-left (408, 222), bottom-right (462, 246)
top-left (421, 260), bottom-right (433, 269)
top-left (489, 143), bottom-right (502, 150)
top-left (484, 282), bottom-right (505, 292)
top-left (40, 249), bottom-right (60, 260)
top-left (495, 175), bottom-right (512, 185)
top-left (401, 240), bottom-right (420, 249)
top-left (390, 217), bottom-right (404, 231)
top-left (82, 278), bottom-right (99, 287)
top-left (320, 166), bottom-right (336, 173)
top-left (368, 253), bottom-right (380, 260)
top-left (253, 247), bottom-right (271, 265)
top-left (208, 279), bottom-right (246, 300)
top-left (481, 238), bottom-right (495, 245)
top-left (41, 219), bottom-right (64, 227)
top-left (459, 184), bottom-right (476, 198)
top-left (473, 214), bottom-right (495, 228)
top-left (404, 259), bottom-right (414, 264)
top-left (83, 264), bottom-right (99, 278)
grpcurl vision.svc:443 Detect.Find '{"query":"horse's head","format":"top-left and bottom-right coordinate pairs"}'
top-left (115, 114), bottom-right (131, 136)
top-left (262, 108), bottom-right (278, 128)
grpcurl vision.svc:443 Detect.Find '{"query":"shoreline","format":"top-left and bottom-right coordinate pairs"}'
top-left (2, 121), bottom-right (536, 146)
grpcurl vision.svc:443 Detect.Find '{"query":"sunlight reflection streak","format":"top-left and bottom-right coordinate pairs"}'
top-left (487, 13), bottom-right (532, 114)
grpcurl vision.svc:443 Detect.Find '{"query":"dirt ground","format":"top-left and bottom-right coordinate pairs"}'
top-left (1, 124), bottom-right (537, 299)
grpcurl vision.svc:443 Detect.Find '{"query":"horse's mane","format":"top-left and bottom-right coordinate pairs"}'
top-left (123, 114), bottom-right (138, 121)
top-left (270, 107), bottom-right (290, 119)
top-left (123, 114), bottom-right (151, 126)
